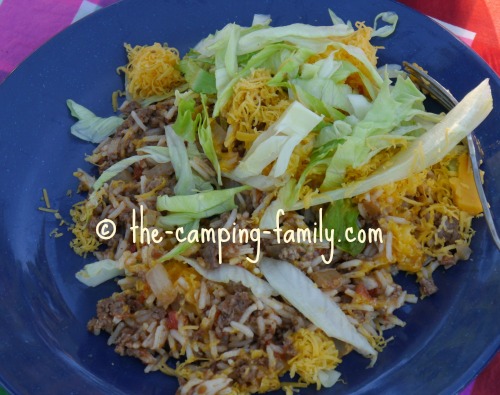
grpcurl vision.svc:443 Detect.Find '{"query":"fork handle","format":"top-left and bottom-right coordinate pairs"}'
top-left (466, 133), bottom-right (500, 250)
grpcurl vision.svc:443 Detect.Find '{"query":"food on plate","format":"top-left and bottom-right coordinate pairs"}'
top-left (67, 9), bottom-right (492, 394)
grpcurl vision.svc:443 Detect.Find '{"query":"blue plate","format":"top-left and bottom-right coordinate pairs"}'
top-left (0, 0), bottom-right (498, 394)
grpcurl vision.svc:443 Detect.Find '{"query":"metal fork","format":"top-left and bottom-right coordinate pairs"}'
top-left (403, 61), bottom-right (500, 251)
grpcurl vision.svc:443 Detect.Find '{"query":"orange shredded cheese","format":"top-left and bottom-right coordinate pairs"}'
top-left (288, 328), bottom-right (341, 390)
top-left (354, 148), bottom-right (474, 264)
top-left (69, 188), bottom-right (107, 256)
top-left (222, 68), bottom-right (291, 152)
top-left (307, 22), bottom-right (379, 98)
top-left (118, 43), bottom-right (184, 100)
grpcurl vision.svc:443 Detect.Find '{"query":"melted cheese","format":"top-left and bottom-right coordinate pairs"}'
top-left (450, 153), bottom-right (483, 215)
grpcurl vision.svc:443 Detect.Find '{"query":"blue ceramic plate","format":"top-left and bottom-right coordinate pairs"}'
top-left (0, 0), bottom-right (498, 394)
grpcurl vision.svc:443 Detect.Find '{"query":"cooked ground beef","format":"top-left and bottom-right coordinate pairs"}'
top-left (419, 276), bottom-right (438, 296)
top-left (216, 290), bottom-right (253, 328)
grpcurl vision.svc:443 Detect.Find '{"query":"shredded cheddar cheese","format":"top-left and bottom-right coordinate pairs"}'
top-left (354, 147), bottom-right (475, 264)
top-left (308, 22), bottom-right (379, 98)
top-left (309, 22), bottom-right (378, 66)
top-left (222, 68), bottom-right (291, 152)
top-left (118, 43), bottom-right (184, 100)
top-left (69, 188), bottom-right (107, 256)
top-left (288, 328), bottom-right (341, 390)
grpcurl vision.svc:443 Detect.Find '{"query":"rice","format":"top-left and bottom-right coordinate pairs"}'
top-left (337, 259), bottom-right (362, 270)
top-left (131, 110), bottom-right (147, 131)
top-left (198, 281), bottom-right (209, 310)
top-left (386, 231), bottom-right (393, 261)
top-left (238, 304), bottom-right (257, 325)
top-left (170, 330), bottom-right (186, 346)
top-left (230, 321), bottom-right (254, 338)
top-left (220, 349), bottom-right (242, 360)
top-left (222, 209), bottom-right (238, 229)
top-left (108, 322), bottom-right (125, 345)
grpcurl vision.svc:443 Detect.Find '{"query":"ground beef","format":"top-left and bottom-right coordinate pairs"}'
top-left (87, 293), bottom-right (143, 335)
top-left (200, 241), bottom-right (219, 269)
top-left (88, 292), bottom-right (169, 366)
top-left (419, 277), bottom-right (438, 296)
top-left (216, 290), bottom-right (253, 329)
top-left (88, 98), bottom-right (176, 170)
top-left (436, 216), bottom-right (461, 244)
top-left (228, 356), bottom-right (269, 391)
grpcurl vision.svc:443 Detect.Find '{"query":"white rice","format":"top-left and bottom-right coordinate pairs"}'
top-left (238, 304), bottom-right (257, 325)
top-left (405, 293), bottom-right (418, 303)
top-left (337, 259), bottom-right (362, 270)
top-left (386, 231), bottom-right (393, 261)
top-left (386, 215), bottom-right (410, 224)
top-left (260, 296), bottom-right (284, 312)
top-left (108, 322), bottom-right (125, 345)
top-left (257, 315), bottom-right (265, 337)
top-left (209, 330), bottom-right (218, 359)
top-left (131, 110), bottom-right (147, 131)
top-left (170, 329), bottom-right (186, 346)
top-left (223, 209), bottom-right (238, 229)
top-left (153, 323), bottom-right (168, 350)
top-left (230, 321), bottom-right (254, 338)
top-left (266, 344), bottom-right (276, 369)
top-left (198, 281), bottom-right (208, 311)
top-left (385, 284), bottom-right (395, 297)
top-left (108, 201), bottom-right (126, 219)
top-left (165, 106), bottom-right (177, 121)
top-left (220, 349), bottom-right (242, 360)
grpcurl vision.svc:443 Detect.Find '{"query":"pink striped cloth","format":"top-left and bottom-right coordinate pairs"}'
top-left (0, 1), bottom-right (497, 394)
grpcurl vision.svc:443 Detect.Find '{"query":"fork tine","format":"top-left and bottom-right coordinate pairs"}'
top-left (402, 61), bottom-right (500, 251)
top-left (403, 62), bottom-right (456, 110)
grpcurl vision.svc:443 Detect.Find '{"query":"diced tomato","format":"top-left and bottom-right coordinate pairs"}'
top-left (166, 311), bottom-right (178, 330)
top-left (151, 249), bottom-right (163, 259)
top-left (133, 164), bottom-right (143, 181)
top-left (355, 283), bottom-right (372, 300)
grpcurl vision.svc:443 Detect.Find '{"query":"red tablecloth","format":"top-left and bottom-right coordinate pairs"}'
top-left (0, 0), bottom-right (498, 394)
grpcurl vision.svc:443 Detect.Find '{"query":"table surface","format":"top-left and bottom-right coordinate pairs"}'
top-left (0, 0), bottom-right (498, 394)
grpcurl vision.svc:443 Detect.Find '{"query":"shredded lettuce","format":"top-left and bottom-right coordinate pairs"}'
top-left (92, 146), bottom-right (170, 191)
top-left (372, 11), bottom-right (399, 38)
top-left (172, 93), bottom-right (200, 142)
top-left (180, 257), bottom-right (277, 298)
top-left (158, 241), bottom-right (194, 263)
top-left (157, 185), bottom-right (249, 212)
top-left (67, 99), bottom-right (123, 143)
top-left (292, 79), bottom-right (492, 209)
top-left (165, 125), bottom-right (197, 195)
top-left (156, 185), bottom-right (249, 226)
top-left (290, 55), bottom-right (376, 115)
top-left (157, 198), bottom-right (236, 228)
top-left (321, 75), bottom-right (437, 190)
top-left (318, 369), bottom-right (342, 388)
top-left (230, 101), bottom-right (323, 180)
top-left (179, 58), bottom-right (217, 94)
top-left (199, 94), bottom-right (222, 184)
top-left (323, 199), bottom-right (365, 256)
top-left (260, 257), bottom-right (377, 358)
top-left (75, 259), bottom-right (124, 287)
